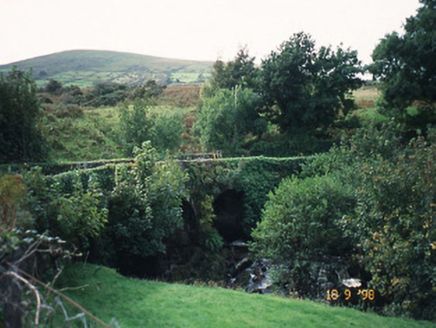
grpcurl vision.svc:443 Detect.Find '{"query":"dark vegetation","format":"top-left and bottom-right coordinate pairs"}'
top-left (1, 1), bottom-right (435, 325)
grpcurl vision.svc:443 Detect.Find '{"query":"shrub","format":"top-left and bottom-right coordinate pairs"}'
top-left (251, 173), bottom-right (356, 296)
top-left (150, 112), bottom-right (184, 153)
top-left (0, 68), bottom-right (49, 163)
top-left (252, 175), bottom-right (356, 295)
top-left (43, 103), bottom-right (84, 118)
top-left (347, 133), bottom-right (436, 320)
top-left (96, 142), bottom-right (188, 276)
top-left (118, 101), bottom-right (154, 156)
top-left (24, 168), bottom-right (108, 250)
top-left (86, 83), bottom-right (129, 107)
top-left (0, 174), bottom-right (27, 231)
top-left (193, 88), bottom-right (265, 155)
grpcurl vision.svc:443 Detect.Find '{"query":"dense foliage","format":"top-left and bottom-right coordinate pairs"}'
top-left (349, 134), bottom-right (436, 319)
top-left (196, 32), bottom-right (362, 156)
top-left (252, 124), bottom-right (436, 320)
top-left (96, 142), bottom-right (188, 275)
top-left (194, 88), bottom-right (266, 154)
top-left (22, 142), bottom-right (188, 276)
top-left (203, 48), bottom-right (257, 97)
top-left (150, 111), bottom-right (184, 153)
top-left (118, 101), bottom-right (154, 156)
top-left (369, 0), bottom-right (436, 128)
top-left (25, 168), bottom-right (108, 249)
top-left (258, 32), bottom-right (362, 134)
top-left (85, 82), bottom-right (129, 107)
top-left (0, 69), bottom-right (49, 163)
top-left (252, 173), bottom-right (356, 296)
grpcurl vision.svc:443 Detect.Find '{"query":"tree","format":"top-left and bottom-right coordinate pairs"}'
top-left (194, 88), bottom-right (266, 154)
top-left (369, 0), bottom-right (436, 126)
top-left (118, 100), bottom-right (154, 156)
top-left (0, 68), bottom-right (49, 163)
top-left (203, 47), bottom-right (258, 97)
top-left (86, 82), bottom-right (129, 107)
top-left (259, 32), bottom-right (362, 134)
top-left (150, 112), bottom-right (184, 153)
top-left (44, 79), bottom-right (63, 95)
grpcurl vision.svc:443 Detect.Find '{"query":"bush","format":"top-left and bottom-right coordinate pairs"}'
top-left (44, 79), bottom-right (63, 95)
top-left (347, 133), bottom-right (436, 320)
top-left (194, 88), bottom-right (265, 155)
top-left (251, 173), bottom-right (356, 296)
top-left (151, 112), bottom-right (184, 153)
top-left (0, 174), bottom-right (27, 231)
top-left (96, 142), bottom-right (188, 276)
top-left (86, 83), bottom-right (129, 107)
top-left (24, 168), bottom-right (108, 250)
top-left (293, 123), bottom-right (436, 319)
top-left (118, 101), bottom-right (154, 156)
top-left (42, 103), bottom-right (84, 118)
top-left (0, 68), bottom-right (49, 163)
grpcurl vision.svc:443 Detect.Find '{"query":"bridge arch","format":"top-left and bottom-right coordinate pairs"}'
top-left (213, 189), bottom-right (245, 242)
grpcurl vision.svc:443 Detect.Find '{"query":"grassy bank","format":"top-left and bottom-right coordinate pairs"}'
top-left (55, 264), bottom-right (436, 328)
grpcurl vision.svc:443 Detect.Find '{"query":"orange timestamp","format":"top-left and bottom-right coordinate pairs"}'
top-left (326, 289), bottom-right (376, 301)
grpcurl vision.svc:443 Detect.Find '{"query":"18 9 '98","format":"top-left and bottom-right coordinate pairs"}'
top-left (327, 289), bottom-right (376, 301)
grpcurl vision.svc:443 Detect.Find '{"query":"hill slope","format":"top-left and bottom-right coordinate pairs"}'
top-left (55, 264), bottom-right (436, 328)
top-left (0, 50), bottom-right (213, 86)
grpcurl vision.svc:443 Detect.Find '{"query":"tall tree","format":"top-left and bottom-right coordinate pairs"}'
top-left (194, 88), bottom-right (265, 154)
top-left (203, 47), bottom-right (258, 97)
top-left (0, 68), bottom-right (49, 163)
top-left (258, 32), bottom-right (362, 134)
top-left (369, 0), bottom-right (436, 125)
top-left (118, 100), bottom-right (154, 156)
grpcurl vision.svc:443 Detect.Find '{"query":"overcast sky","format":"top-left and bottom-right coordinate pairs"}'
top-left (0, 0), bottom-right (421, 66)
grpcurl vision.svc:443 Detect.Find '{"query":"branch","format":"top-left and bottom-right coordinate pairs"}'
top-left (4, 271), bottom-right (41, 326)
top-left (7, 263), bottom-right (111, 328)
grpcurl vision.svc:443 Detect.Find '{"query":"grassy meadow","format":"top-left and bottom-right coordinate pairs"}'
top-left (40, 83), bottom-right (201, 162)
top-left (40, 84), bottom-right (384, 163)
top-left (42, 106), bottom-right (124, 161)
top-left (53, 264), bottom-right (436, 328)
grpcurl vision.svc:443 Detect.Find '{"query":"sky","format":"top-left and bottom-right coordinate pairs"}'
top-left (0, 0), bottom-right (422, 66)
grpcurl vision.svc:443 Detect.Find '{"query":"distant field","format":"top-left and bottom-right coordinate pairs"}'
top-left (54, 264), bottom-right (436, 328)
top-left (171, 72), bottom-right (211, 83)
top-left (352, 85), bottom-right (388, 123)
top-left (353, 86), bottom-right (380, 109)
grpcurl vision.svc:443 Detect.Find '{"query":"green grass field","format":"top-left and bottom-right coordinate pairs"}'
top-left (43, 104), bottom-right (196, 162)
top-left (54, 264), bottom-right (436, 328)
top-left (42, 106), bottom-right (123, 162)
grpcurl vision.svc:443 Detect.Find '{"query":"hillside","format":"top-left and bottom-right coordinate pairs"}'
top-left (0, 50), bottom-right (213, 86)
top-left (54, 264), bottom-right (436, 328)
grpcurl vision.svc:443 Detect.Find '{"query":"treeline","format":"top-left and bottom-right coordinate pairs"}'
top-left (42, 78), bottom-right (166, 107)
top-left (195, 32), bottom-right (363, 157)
